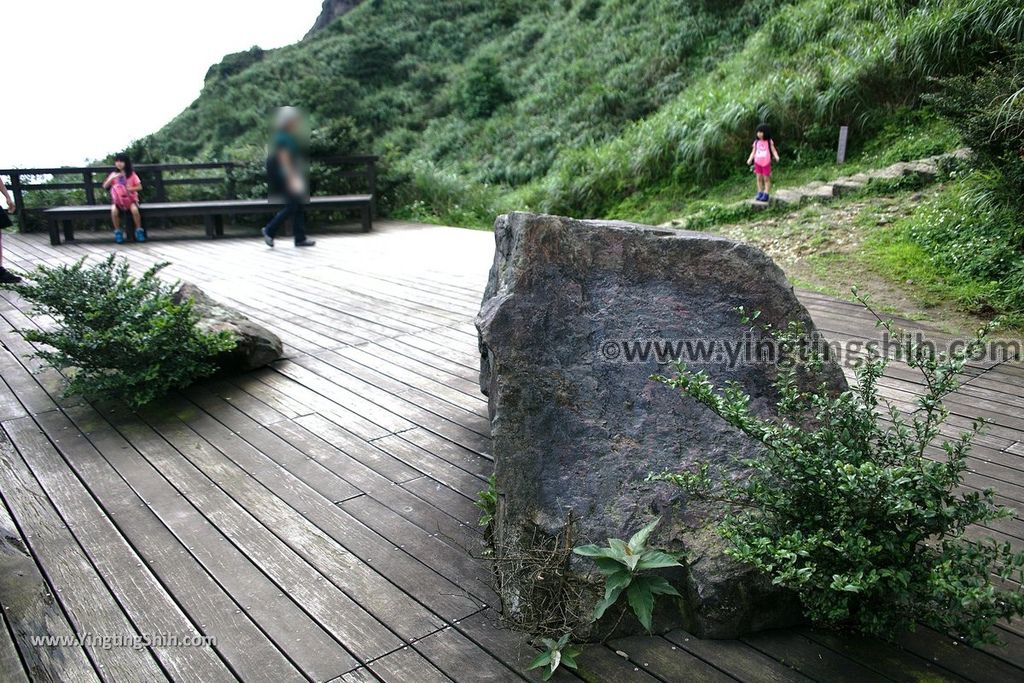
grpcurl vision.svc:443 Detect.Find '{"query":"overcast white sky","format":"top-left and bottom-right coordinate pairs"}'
top-left (4, 0), bottom-right (323, 168)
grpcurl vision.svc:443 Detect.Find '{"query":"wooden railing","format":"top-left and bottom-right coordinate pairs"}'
top-left (0, 156), bottom-right (378, 232)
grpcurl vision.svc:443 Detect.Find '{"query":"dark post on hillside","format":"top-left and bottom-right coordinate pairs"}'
top-left (837, 125), bottom-right (850, 164)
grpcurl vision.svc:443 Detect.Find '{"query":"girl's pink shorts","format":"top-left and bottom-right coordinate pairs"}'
top-left (754, 163), bottom-right (772, 177)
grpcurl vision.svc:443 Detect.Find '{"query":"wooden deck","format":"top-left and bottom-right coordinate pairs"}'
top-left (0, 222), bottom-right (1021, 683)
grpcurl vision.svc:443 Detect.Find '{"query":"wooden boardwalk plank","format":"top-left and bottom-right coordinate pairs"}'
top-left (91, 406), bottom-right (365, 678)
top-left (0, 420), bottom-right (168, 682)
top-left (366, 646), bottom-right (454, 683)
top-left (664, 630), bottom-right (812, 682)
top-left (149, 403), bottom-right (482, 624)
top-left (4, 416), bottom-right (235, 682)
top-left (0, 610), bottom-right (29, 683)
top-left (741, 630), bottom-right (889, 683)
top-left (46, 405), bottom-right (304, 683)
top-left (414, 625), bottom-right (526, 683)
top-left (609, 634), bottom-right (737, 682)
top-left (799, 629), bottom-right (967, 683)
top-left (127, 404), bottom-right (440, 648)
top-left (1, 224), bottom-right (1022, 683)
top-left (0, 474), bottom-right (99, 683)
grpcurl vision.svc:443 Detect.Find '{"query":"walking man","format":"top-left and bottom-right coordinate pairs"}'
top-left (262, 106), bottom-right (315, 248)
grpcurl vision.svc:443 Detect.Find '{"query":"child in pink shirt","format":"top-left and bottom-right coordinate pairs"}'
top-left (746, 124), bottom-right (780, 202)
top-left (102, 153), bottom-right (145, 243)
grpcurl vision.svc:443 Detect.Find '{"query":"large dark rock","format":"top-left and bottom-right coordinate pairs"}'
top-left (173, 283), bottom-right (283, 373)
top-left (476, 212), bottom-right (847, 639)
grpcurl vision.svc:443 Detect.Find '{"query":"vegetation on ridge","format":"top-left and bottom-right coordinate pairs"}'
top-left (129, 0), bottom-right (1024, 322)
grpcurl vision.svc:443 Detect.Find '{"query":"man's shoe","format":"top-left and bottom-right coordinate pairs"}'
top-left (0, 268), bottom-right (21, 285)
top-left (262, 226), bottom-right (274, 247)
top-left (114, 229), bottom-right (125, 244)
top-left (134, 227), bottom-right (146, 243)
top-left (295, 239), bottom-right (316, 247)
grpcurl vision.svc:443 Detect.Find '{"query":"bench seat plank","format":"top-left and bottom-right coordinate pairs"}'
top-left (42, 195), bottom-right (373, 244)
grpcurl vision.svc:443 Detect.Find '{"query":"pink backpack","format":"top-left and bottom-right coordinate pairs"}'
top-left (754, 140), bottom-right (771, 164)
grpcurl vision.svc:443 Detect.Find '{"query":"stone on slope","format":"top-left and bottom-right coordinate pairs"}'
top-left (831, 178), bottom-right (866, 196)
top-left (173, 283), bottom-right (283, 373)
top-left (904, 161), bottom-right (938, 181)
top-left (870, 162), bottom-right (911, 180)
top-left (476, 212), bottom-right (848, 640)
top-left (807, 184), bottom-right (836, 200)
top-left (770, 189), bottom-right (805, 206)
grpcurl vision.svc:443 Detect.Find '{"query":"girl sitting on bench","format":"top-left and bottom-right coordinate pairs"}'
top-left (103, 153), bottom-right (145, 243)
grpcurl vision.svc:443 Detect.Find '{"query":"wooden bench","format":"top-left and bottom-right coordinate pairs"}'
top-left (43, 195), bottom-right (373, 245)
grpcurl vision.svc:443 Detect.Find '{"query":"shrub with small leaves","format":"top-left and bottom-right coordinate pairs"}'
top-left (6, 256), bottom-right (235, 408)
top-left (526, 633), bottom-right (582, 681)
top-left (651, 296), bottom-right (1024, 645)
top-left (573, 517), bottom-right (682, 633)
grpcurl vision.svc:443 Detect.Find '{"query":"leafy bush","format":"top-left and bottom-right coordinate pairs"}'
top-left (890, 48), bottom-right (1024, 321)
top-left (574, 517), bottom-right (682, 633)
top-left (389, 159), bottom-right (501, 228)
top-left (651, 301), bottom-right (1024, 645)
top-left (457, 54), bottom-right (511, 119)
top-left (929, 47), bottom-right (1024, 194)
top-left (205, 46), bottom-right (265, 84)
top-left (6, 256), bottom-right (235, 408)
top-left (887, 178), bottom-right (1024, 321)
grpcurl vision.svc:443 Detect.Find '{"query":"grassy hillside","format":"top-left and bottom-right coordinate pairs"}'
top-left (145, 0), bottom-right (781, 200)
top-left (141, 0), bottom-right (1021, 226)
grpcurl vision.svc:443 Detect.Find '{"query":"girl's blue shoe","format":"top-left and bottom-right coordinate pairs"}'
top-left (114, 229), bottom-right (125, 244)
top-left (755, 192), bottom-right (767, 202)
top-left (134, 227), bottom-right (146, 242)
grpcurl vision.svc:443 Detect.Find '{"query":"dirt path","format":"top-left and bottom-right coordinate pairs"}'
top-left (705, 186), bottom-right (998, 336)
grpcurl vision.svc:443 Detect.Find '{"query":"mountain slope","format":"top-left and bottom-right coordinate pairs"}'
top-left (141, 0), bottom-right (1022, 224)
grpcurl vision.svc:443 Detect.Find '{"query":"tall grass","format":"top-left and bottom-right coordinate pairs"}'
top-left (537, 0), bottom-right (1023, 216)
top-left (142, 0), bottom-right (1022, 226)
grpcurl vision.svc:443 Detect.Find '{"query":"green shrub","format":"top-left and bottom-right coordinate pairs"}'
top-left (205, 46), bottom-right (265, 83)
top-left (6, 256), bottom-right (235, 408)
top-left (890, 48), bottom-right (1024, 321)
top-left (889, 178), bottom-right (1024, 320)
top-left (928, 46), bottom-right (1024, 194)
top-left (389, 159), bottom-right (502, 228)
top-left (651, 301), bottom-right (1024, 645)
top-left (457, 54), bottom-right (511, 119)
top-left (475, 473), bottom-right (497, 528)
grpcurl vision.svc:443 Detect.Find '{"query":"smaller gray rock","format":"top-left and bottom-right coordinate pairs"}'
top-left (173, 283), bottom-right (283, 373)
top-left (831, 179), bottom-right (866, 196)
top-left (771, 189), bottom-right (805, 206)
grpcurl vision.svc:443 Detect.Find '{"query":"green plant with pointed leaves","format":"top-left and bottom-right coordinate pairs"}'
top-left (573, 517), bottom-right (682, 633)
top-left (475, 473), bottom-right (497, 527)
top-left (526, 632), bottom-right (581, 681)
